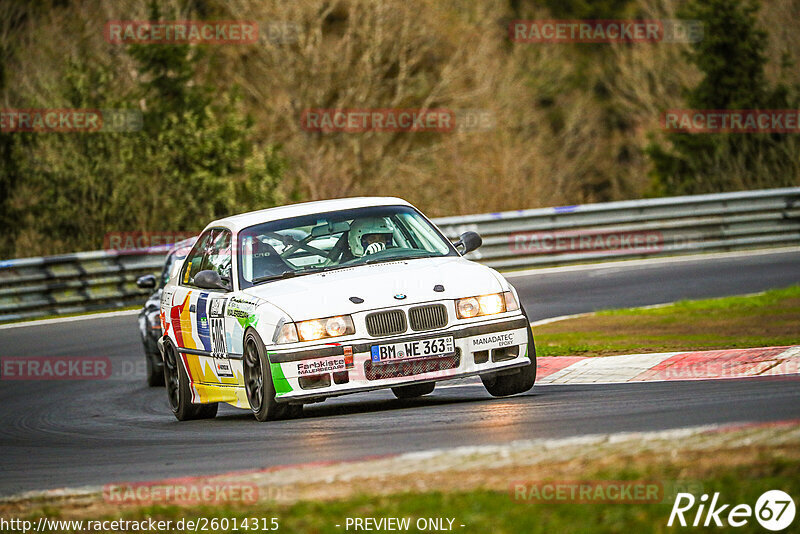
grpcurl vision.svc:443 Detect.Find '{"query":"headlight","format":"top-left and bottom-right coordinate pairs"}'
top-left (456, 291), bottom-right (518, 319)
top-left (276, 315), bottom-right (355, 344)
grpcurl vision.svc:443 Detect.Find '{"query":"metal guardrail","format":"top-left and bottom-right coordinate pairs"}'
top-left (1, 188), bottom-right (799, 323)
top-left (436, 187), bottom-right (800, 269)
top-left (0, 251), bottom-right (165, 323)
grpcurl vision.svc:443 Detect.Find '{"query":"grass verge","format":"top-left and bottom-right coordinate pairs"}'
top-left (20, 438), bottom-right (800, 533)
top-left (534, 285), bottom-right (800, 357)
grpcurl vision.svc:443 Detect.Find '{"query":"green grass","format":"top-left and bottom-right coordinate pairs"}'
top-left (535, 285), bottom-right (800, 357)
top-left (29, 454), bottom-right (800, 533)
top-left (599, 285), bottom-right (800, 316)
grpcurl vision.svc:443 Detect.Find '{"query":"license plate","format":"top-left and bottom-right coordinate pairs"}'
top-left (371, 336), bottom-right (455, 363)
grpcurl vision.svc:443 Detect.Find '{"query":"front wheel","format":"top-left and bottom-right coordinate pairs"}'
top-left (482, 307), bottom-right (537, 397)
top-left (392, 382), bottom-right (435, 399)
top-left (243, 330), bottom-right (302, 422)
top-left (163, 341), bottom-right (218, 421)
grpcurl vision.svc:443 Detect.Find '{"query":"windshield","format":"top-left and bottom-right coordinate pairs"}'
top-left (237, 205), bottom-right (456, 288)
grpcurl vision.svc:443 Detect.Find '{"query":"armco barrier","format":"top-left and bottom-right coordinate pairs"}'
top-left (435, 187), bottom-right (800, 269)
top-left (1, 188), bottom-right (799, 323)
top-left (0, 251), bottom-right (164, 323)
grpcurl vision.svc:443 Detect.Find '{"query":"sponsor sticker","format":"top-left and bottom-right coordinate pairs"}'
top-left (214, 359), bottom-right (234, 378)
top-left (471, 330), bottom-right (524, 351)
top-left (209, 298), bottom-right (226, 318)
top-left (296, 357), bottom-right (347, 376)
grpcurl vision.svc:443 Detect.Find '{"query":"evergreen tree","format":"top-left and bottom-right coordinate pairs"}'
top-left (647, 0), bottom-right (799, 195)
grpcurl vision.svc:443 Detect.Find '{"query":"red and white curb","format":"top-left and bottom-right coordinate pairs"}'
top-left (537, 346), bottom-right (800, 385)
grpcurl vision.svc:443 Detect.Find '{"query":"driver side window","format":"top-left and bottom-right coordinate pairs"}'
top-left (206, 230), bottom-right (233, 283)
top-left (182, 231), bottom-right (213, 286)
top-left (181, 229), bottom-right (232, 288)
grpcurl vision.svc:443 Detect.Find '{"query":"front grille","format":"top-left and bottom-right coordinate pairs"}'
top-left (365, 309), bottom-right (407, 337)
top-left (408, 304), bottom-right (448, 332)
top-left (364, 350), bottom-right (461, 380)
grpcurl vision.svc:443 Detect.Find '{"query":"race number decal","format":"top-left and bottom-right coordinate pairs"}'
top-left (209, 316), bottom-right (233, 377)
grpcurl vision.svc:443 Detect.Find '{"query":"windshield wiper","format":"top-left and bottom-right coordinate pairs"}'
top-left (252, 270), bottom-right (299, 284)
top-left (252, 266), bottom-right (327, 284)
top-left (363, 251), bottom-right (436, 265)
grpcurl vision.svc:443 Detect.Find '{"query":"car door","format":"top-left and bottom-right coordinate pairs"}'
top-left (199, 228), bottom-right (236, 384)
top-left (169, 229), bottom-right (235, 384)
top-left (168, 229), bottom-right (214, 353)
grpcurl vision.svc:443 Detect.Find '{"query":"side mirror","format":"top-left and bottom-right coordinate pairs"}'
top-left (455, 231), bottom-right (482, 255)
top-left (136, 274), bottom-right (157, 289)
top-left (194, 270), bottom-right (231, 291)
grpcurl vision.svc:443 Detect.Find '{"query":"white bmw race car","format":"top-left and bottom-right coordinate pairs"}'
top-left (158, 197), bottom-right (536, 421)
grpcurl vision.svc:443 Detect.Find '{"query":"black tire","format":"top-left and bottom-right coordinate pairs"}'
top-left (243, 329), bottom-right (301, 422)
top-left (162, 341), bottom-right (218, 421)
top-left (146, 351), bottom-right (165, 387)
top-left (392, 382), bottom-right (435, 399)
top-left (482, 307), bottom-right (537, 397)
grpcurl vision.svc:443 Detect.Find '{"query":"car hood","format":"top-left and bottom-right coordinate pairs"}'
top-left (240, 256), bottom-right (505, 321)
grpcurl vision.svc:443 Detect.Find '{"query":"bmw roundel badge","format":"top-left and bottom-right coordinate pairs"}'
top-left (394, 294), bottom-right (407, 300)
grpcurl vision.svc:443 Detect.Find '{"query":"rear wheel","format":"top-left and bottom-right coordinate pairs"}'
top-left (392, 382), bottom-right (435, 399)
top-left (163, 341), bottom-right (218, 421)
top-left (243, 330), bottom-right (302, 422)
top-left (482, 307), bottom-right (537, 397)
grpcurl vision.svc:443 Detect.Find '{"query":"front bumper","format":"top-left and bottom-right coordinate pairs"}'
top-left (267, 314), bottom-right (531, 402)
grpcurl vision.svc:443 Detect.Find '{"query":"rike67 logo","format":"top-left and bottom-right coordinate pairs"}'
top-left (669, 490), bottom-right (795, 531)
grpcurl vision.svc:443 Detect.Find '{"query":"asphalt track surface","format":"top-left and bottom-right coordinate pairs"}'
top-left (1, 249), bottom-right (799, 496)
